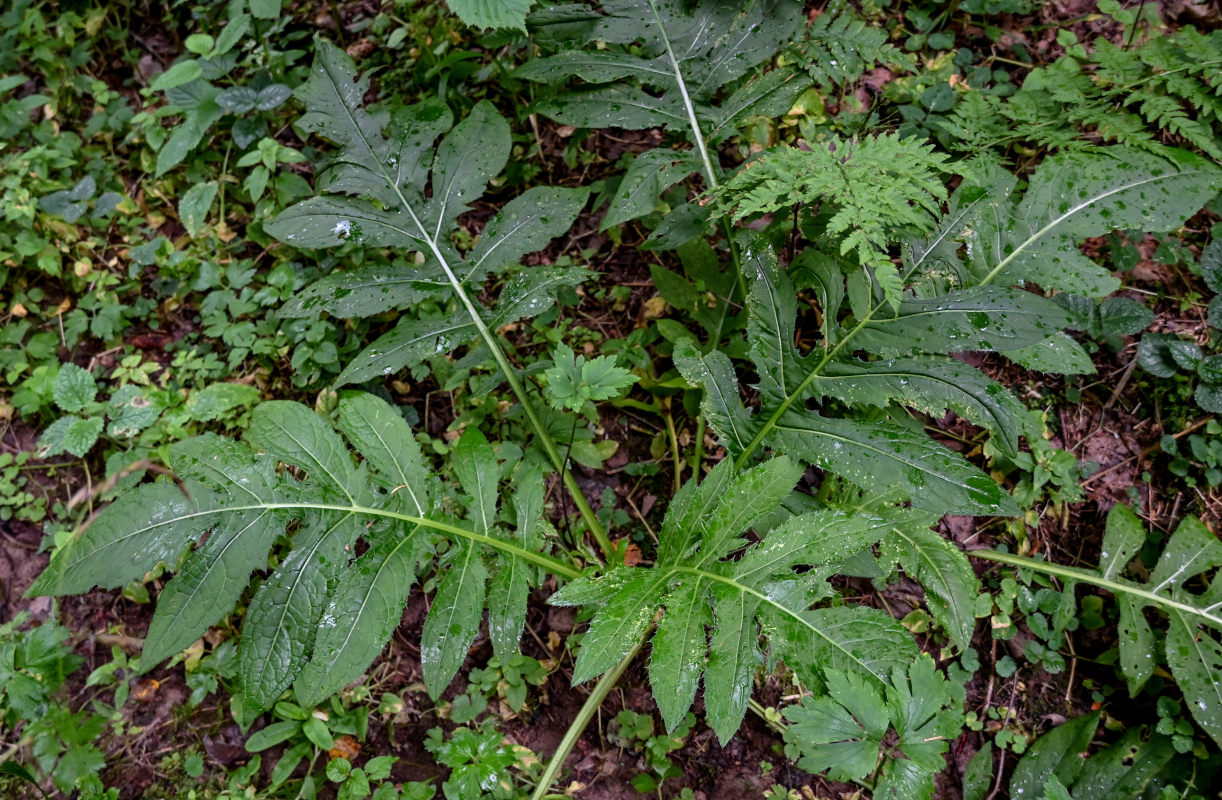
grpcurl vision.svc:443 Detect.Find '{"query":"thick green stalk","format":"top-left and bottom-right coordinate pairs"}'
top-left (647, 0), bottom-right (718, 192)
top-left (970, 548), bottom-right (1222, 629)
top-left (645, 0), bottom-right (758, 310)
top-left (733, 306), bottom-right (884, 471)
top-left (975, 173), bottom-right (1180, 288)
top-left (529, 637), bottom-right (646, 800)
top-left (166, 501), bottom-right (584, 579)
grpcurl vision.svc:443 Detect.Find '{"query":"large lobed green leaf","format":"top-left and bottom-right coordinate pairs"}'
top-left (520, 0), bottom-right (808, 229)
top-left (677, 238), bottom-right (1026, 516)
top-left (1018, 504), bottom-right (1222, 749)
top-left (552, 458), bottom-right (928, 742)
top-left (783, 655), bottom-right (962, 799)
top-left (976, 147), bottom-right (1222, 296)
top-left (265, 40), bottom-right (589, 387)
top-left (28, 394), bottom-right (557, 718)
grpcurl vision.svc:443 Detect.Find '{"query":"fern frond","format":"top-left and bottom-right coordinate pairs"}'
top-left (935, 27), bottom-right (1222, 160)
top-left (707, 134), bottom-right (949, 276)
top-left (799, 11), bottom-right (915, 90)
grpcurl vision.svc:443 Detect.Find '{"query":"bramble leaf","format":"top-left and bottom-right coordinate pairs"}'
top-left (445, 0), bottom-right (533, 31)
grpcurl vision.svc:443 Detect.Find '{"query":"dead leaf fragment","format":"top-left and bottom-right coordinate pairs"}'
top-left (329, 734), bottom-right (360, 761)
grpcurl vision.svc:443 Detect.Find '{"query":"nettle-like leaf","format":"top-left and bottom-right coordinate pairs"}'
top-left (28, 393), bottom-right (563, 718)
top-left (445, 0), bottom-right (534, 31)
top-left (783, 655), bottom-right (963, 800)
top-left (266, 40), bottom-right (589, 385)
top-left (520, 0), bottom-right (809, 231)
top-left (39, 415), bottom-right (104, 458)
top-left (551, 456), bottom-right (928, 744)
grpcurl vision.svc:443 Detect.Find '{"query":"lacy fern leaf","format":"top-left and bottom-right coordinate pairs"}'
top-left (681, 147), bottom-right (1217, 520)
top-left (798, 10), bottom-right (915, 90)
top-left (706, 134), bottom-right (950, 294)
top-left (935, 27), bottom-right (1222, 159)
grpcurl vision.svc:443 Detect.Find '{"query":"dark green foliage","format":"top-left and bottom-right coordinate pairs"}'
top-left (796, 10), bottom-right (914, 91)
top-left (15, 5), bottom-right (1222, 799)
top-left (997, 712), bottom-right (1222, 800)
top-left (521, 0), bottom-right (809, 234)
top-left (267, 41), bottom-right (590, 386)
top-left (1085, 506), bottom-right (1221, 747)
top-left (1136, 232), bottom-right (1222, 413)
top-left (0, 615), bottom-right (108, 794)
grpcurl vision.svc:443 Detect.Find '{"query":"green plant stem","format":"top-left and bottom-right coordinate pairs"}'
top-left (721, 219), bottom-right (750, 316)
top-left (167, 501), bottom-right (583, 579)
top-left (970, 548), bottom-right (1222, 628)
top-left (647, 0), bottom-right (718, 193)
top-left (733, 305), bottom-right (880, 471)
top-left (692, 416), bottom-right (706, 473)
top-left (747, 698), bottom-right (786, 736)
top-left (529, 637), bottom-right (646, 800)
top-left (644, 0), bottom-right (760, 310)
top-left (218, 142), bottom-right (232, 228)
top-left (665, 410), bottom-right (682, 496)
